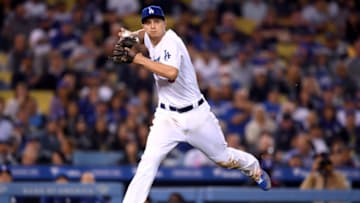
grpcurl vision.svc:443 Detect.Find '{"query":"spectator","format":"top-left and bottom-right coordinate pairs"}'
top-left (51, 150), bottom-right (67, 165)
top-left (249, 68), bottom-right (272, 102)
top-left (332, 62), bottom-right (357, 99)
top-left (96, 37), bottom-right (118, 71)
top-left (38, 50), bottom-right (66, 90)
top-left (217, 26), bottom-right (241, 61)
top-left (0, 140), bottom-right (17, 165)
top-left (329, 140), bottom-right (360, 168)
top-left (301, 0), bottom-right (337, 30)
top-left (245, 104), bottom-right (276, 148)
top-left (2, 4), bottom-right (35, 45)
top-left (4, 82), bottom-right (30, 120)
top-left (107, 91), bottom-right (128, 133)
top-left (60, 138), bottom-right (74, 164)
top-left (69, 30), bottom-right (100, 73)
top-left (206, 84), bottom-right (232, 120)
top-left (318, 105), bottom-right (342, 143)
top-left (223, 88), bottom-right (252, 137)
top-left (78, 172), bottom-right (108, 203)
top-left (346, 39), bottom-right (360, 88)
top-left (73, 117), bottom-right (95, 150)
top-left (49, 79), bottom-right (73, 120)
top-left (167, 192), bottom-right (186, 203)
top-left (91, 117), bottom-right (112, 150)
top-left (120, 141), bottom-right (141, 165)
top-left (283, 134), bottom-right (314, 168)
top-left (6, 33), bottom-right (28, 74)
top-left (217, 0), bottom-right (241, 17)
top-left (0, 164), bottom-right (12, 183)
top-left (344, 9), bottom-right (360, 44)
top-left (80, 171), bottom-right (95, 184)
top-left (262, 88), bottom-right (281, 120)
top-left (337, 110), bottom-right (360, 153)
top-left (336, 97), bottom-right (360, 127)
top-left (308, 124), bottom-right (329, 155)
top-left (229, 49), bottom-right (252, 88)
top-left (63, 100), bottom-right (81, 136)
top-left (226, 132), bottom-right (245, 150)
top-left (0, 97), bottom-right (14, 143)
top-left (242, 0), bottom-right (268, 24)
top-left (256, 132), bottom-right (275, 156)
top-left (300, 153), bottom-right (350, 190)
top-left (107, 0), bottom-right (139, 17)
top-left (50, 18), bottom-right (79, 58)
top-left (193, 47), bottom-right (220, 90)
top-left (24, 0), bottom-right (47, 20)
top-left (38, 118), bottom-right (62, 160)
top-left (26, 97), bottom-right (46, 130)
top-left (136, 123), bottom-right (149, 152)
top-left (323, 32), bottom-right (348, 62)
top-left (109, 124), bottom-right (133, 152)
top-left (275, 113), bottom-right (301, 153)
top-left (11, 52), bottom-right (41, 88)
top-left (190, 0), bottom-right (221, 16)
top-left (20, 139), bottom-right (40, 165)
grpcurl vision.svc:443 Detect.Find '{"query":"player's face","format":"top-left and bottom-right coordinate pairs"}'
top-left (142, 17), bottom-right (166, 39)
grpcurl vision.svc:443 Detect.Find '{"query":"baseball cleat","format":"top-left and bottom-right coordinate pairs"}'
top-left (255, 169), bottom-right (272, 191)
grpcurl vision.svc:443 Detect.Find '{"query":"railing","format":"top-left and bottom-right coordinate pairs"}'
top-left (8, 165), bottom-right (360, 183)
top-left (150, 187), bottom-right (360, 203)
top-left (0, 183), bottom-right (124, 203)
top-left (1, 184), bottom-right (359, 203)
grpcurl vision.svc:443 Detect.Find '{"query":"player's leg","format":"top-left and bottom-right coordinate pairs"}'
top-left (187, 106), bottom-right (271, 190)
top-left (122, 112), bottom-right (184, 203)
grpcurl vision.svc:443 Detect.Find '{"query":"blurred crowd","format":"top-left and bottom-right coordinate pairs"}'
top-left (0, 0), bottom-right (360, 180)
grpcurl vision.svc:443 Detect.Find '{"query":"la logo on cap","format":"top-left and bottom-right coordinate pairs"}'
top-left (148, 7), bottom-right (154, 14)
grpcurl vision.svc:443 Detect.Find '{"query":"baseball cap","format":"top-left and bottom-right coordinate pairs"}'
top-left (141, 5), bottom-right (165, 23)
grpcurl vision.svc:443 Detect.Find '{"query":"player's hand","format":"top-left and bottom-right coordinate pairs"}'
top-left (118, 28), bottom-right (134, 40)
top-left (110, 36), bottom-right (138, 63)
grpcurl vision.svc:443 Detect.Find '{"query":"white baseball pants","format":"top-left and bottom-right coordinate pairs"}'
top-left (122, 101), bottom-right (260, 203)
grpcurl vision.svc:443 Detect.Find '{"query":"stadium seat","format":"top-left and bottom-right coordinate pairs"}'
top-left (30, 91), bottom-right (53, 114)
top-left (276, 42), bottom-right (298, 59)
top-left (122, 15), bottom-right (143, 31)
top-left (0, 90), bottom-right (13, 101)
top-left (0, 71), bottom-right (12, 86)
top-left (235, 17), bottom-right (258, 35)
top-left (0, 90), bottom-right (53, 114)
top-left (0, 52), bottom-right (8, 68)
top-left (73, 151), bottom-right (124, 166)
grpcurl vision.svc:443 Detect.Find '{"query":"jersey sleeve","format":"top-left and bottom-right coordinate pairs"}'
top-left (159, 36), bottom-right (181, 70)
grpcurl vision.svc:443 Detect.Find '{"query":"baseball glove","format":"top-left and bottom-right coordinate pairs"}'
top-left (110, 36), bottom-right (142, 64)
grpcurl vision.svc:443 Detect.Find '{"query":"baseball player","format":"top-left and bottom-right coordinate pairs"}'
top-left (114, 5), bottom-right (271, 203)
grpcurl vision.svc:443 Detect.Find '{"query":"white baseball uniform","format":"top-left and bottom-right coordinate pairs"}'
top-left (122, 29), bottom-right (261, 203)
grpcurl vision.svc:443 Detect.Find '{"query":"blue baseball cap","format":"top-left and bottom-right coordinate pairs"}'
top-left (141, 5), bottom-right (165, 23)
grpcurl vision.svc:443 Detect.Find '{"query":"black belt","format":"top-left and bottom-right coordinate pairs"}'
top-left (160, 98), bottom-right (204, 113)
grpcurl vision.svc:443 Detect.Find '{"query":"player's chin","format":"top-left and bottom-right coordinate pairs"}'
top-left (149, 32), bottom-right (162, 38)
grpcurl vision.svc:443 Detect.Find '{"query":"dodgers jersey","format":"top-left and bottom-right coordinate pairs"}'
top-left (144, 29), bottom-right (202, 107)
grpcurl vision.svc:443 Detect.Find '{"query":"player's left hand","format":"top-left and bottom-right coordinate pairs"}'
top-left (110, 35), bottom-right (149, 64)
top-left (109, 36), bottom-right (140, 64)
